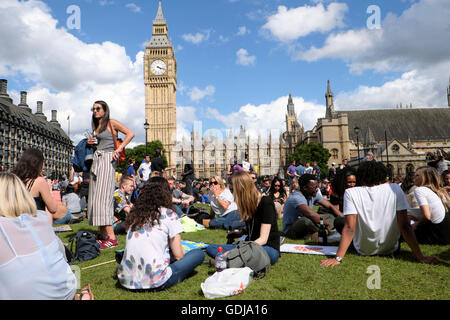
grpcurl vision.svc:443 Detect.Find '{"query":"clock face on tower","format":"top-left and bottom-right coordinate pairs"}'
top-left (150, 59), bottom-right (167, 75)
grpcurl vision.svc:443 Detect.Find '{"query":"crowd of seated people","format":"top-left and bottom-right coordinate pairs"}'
top-left (3, 148), bottom-right (449, 298)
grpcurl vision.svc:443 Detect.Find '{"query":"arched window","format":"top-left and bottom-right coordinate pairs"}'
top-left (331, 148), bottom-right (339, 160)
top-left (406, 164), bottom-right (414, 173)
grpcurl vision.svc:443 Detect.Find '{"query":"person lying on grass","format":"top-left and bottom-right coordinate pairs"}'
top-left (321, 161), bottom-right (439, 267)
top-left (117, 177), bottom-right (205, 290)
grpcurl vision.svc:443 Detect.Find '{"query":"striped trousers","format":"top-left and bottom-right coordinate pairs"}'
top-left (88, 150), bottom-right (116, 226)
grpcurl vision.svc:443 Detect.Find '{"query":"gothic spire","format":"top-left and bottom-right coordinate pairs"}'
top-left (327, 79), bottom-right (333, 96)
top-left (447, 76), bottom-right (450, 107)
top-left (287, 93), bottom-right (295, 116)
top-left (325, 80), bottom-right (335, 119)
top-left (153, 0), bottom-right (166, 25)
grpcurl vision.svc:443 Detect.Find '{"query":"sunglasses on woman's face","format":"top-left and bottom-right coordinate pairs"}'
top-left (210, 181), bottom-right (218, 185)
top-left (274, 184), bottom-right (281, 187)
top-left (91, 106), bottom-right (102, 112)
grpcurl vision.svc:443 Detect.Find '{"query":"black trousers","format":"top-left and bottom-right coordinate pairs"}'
top-left (286, 213), bottom-right (336, 239)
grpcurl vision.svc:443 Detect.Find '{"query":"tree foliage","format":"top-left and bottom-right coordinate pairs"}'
top-left (117, 140), bottom-right (168, 172)
top-left (288, 142), bottom-right (331, 177)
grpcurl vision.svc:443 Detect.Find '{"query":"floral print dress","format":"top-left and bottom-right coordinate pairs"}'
top-left (117, 207), bottom-right (183, 289)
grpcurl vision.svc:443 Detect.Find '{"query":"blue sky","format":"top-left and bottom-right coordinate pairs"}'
top-left (1, 0), bottom-right (449, 147)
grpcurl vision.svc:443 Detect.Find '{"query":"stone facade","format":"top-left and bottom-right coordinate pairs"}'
top-left (303, 80), bottom-right (450, 176)
top-left (0, 79), bottom-right (73, 177)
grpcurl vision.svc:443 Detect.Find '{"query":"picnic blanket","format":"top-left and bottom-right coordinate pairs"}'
top-left (280, 244), bottom-right (338, 256)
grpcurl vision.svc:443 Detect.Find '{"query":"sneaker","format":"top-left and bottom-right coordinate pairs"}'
top-left (96, 234), bottom-right (106, 244)
top-left (99, 237), bottom-right (118, 250)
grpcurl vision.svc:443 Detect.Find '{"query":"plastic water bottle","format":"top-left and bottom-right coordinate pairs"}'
top-left (215, 246), bottom-right (227, 272)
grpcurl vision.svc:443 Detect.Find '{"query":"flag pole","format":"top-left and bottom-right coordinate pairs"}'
top-left (67, 115), bottom-right (70, 139)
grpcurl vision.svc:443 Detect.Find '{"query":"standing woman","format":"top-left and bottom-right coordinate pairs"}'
top-left (87, 101), bottom-right (134, 250)
top-left (412, 166), bottom-right (450, 244)
top-left (206, 171), bottom-right (280, 266)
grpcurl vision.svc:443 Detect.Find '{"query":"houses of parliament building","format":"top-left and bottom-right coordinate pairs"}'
top-left (145, 1), bottom-right (450, 179)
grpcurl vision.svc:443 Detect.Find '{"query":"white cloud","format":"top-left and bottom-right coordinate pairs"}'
top-left (99, 0), bottom-right (114, 6)
top-left (236, 48), bottom-right (256, 66)
top-left (181, 30), bottom-right (211, 45)
top-left (261, 2), bottom-right (348, 42)
top-left (125, 3), bottom-right (141, 13)
top-left (0, 0), bottom-right (148, 145)
top-left (237, 26), bottom-right (250, 36)
top-left (188, 85), bottom-right (216, 103)
top-left (207, 95), bottom-right (325, 139)
top-left (176, 106), bottom-right (198, 141)
top-left (297, 0), bottom-right (450, 109)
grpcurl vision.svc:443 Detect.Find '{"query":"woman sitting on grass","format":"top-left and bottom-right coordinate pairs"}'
top-left (118, 177), bottom-right (205, 290)
top-left (207, 176), bottom-right (245, 230)
top-left (12, 148), bottom-right (69, 224)
top-left (205, 171), bottom-right (280, 266)
top-left (0, 172), bottom-right (93, 300)
top-left (411, 166), bottom-right (450, 244)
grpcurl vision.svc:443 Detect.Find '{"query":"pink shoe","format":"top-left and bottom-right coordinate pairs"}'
top-left (99, 237), bottom-right (118, 250)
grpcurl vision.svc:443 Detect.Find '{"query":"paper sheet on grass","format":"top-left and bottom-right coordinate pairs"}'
top-left (53, 225), bottom-right (72, 232)
top-left (280, 244), bottom-right (338, 256)
top-left (181, 240), bottom-right (209, 252)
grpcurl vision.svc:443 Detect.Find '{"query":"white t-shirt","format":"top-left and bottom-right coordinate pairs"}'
top-left (343, 183), bottom-right (409, 256)
top-left (117, 207), bottom-right (183, 290)
top-left (62, 193), bottom-right (81, 213)
top-left (138, 162), bottom-right (152, 181)
top-left (210, 188), bottom-right (238, 218)
top-left (413, 186), bottom-right (446, 224)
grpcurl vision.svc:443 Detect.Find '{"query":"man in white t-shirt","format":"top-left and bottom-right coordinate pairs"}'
top-left (321, 161), bottom-right (438, 267)
top-left (138, 155), bottom-right (152, 182)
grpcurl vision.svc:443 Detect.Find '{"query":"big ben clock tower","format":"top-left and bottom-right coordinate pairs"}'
top-left (144, 0), bottom-right (177, 165)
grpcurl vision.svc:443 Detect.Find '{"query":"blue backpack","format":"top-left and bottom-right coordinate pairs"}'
top-left (68, 231), bottom-right (100, 263)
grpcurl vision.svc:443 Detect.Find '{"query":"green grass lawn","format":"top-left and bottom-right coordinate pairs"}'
top-left (59, 207), bottom-right (450, 300)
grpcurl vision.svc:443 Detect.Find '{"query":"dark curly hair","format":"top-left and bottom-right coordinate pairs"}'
top-left (12, 148), bottom-right (44, 183)
top-left (298, 173), bottom-right (317, 188)
top-left (331, 166), bottom-right (357, 198)
top-left (356, 161), bottom-right (388, 187)
top-left (125, 176), bottom-right (174, 232)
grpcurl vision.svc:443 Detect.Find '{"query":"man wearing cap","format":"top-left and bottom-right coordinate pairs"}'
top-left (328, 162), bottom-right (336, 181)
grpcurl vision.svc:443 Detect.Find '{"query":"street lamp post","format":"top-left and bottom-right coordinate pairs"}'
top-left (354, 126), bottom-right (360, 166)
top-left (144, 120), bottom-right (149, 156)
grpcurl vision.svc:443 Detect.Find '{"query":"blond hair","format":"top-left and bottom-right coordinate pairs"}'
top-left (212, 175), bottom-right (226, 190)
top-left (416, 166), bottom-right (450, 210)
top-left (231, 171), bottom-right (260, 221)
top-left (0, 172), bottom-right (37, 218)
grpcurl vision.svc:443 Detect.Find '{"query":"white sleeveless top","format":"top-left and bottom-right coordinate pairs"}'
top-left (0, 211), bottom-right (77, 300)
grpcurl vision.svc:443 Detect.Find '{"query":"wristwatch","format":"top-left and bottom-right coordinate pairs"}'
top-left (335, 256), bottom-right (343, 263)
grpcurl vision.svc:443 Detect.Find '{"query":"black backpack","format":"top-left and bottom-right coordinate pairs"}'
top-left (68, 231), bottom-right (100, 263)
